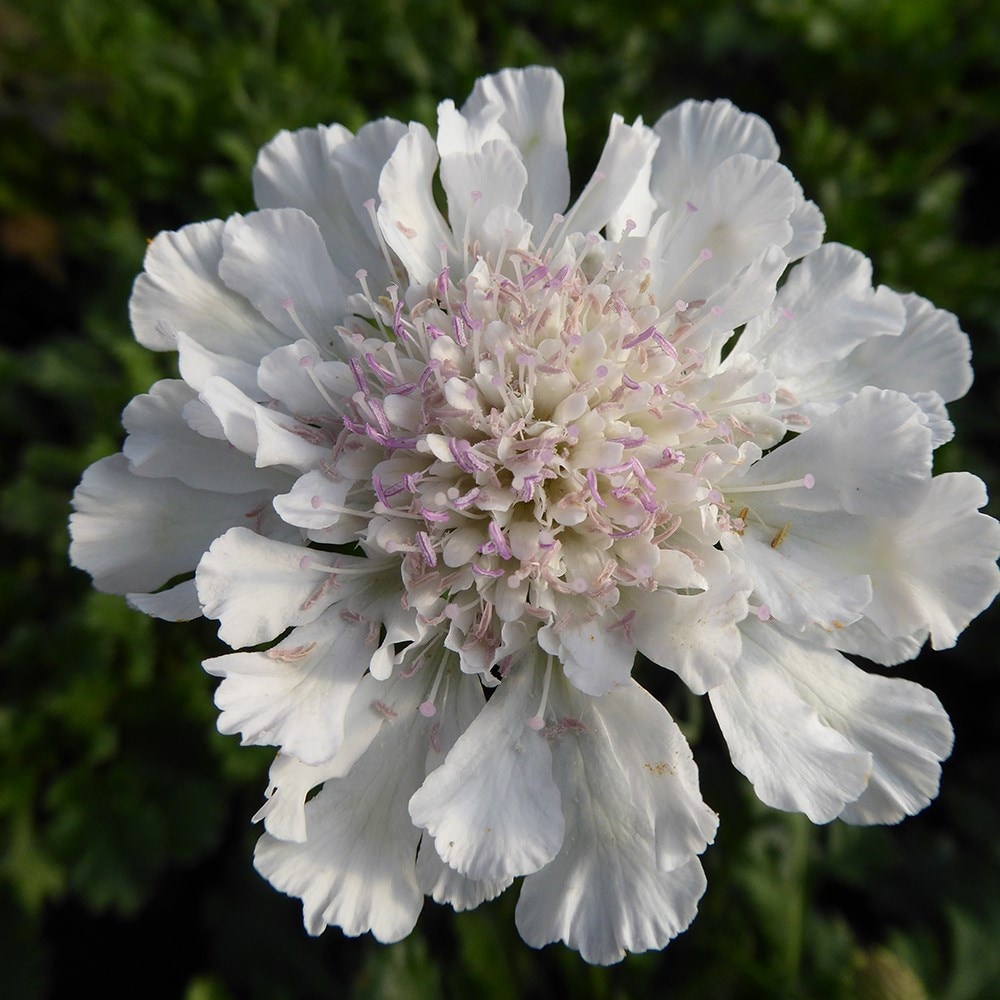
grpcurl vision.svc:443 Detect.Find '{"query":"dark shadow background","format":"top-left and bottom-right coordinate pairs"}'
top-left (2, 1), bottom-right (998, 997)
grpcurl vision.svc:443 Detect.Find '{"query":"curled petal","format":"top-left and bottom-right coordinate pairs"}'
top-left (563, 114), bottom-right (659, 240)
top-left (737, 243), bottom-right (906, 375)
top-left (710, 623), bottom-right (873, 823)
top-left (196, 528), bottom-right (382, 648)
top-left (254, 678), bottom-right (427, 941)
top-left (253, 121), bottom-right (405, 285)
top-left (651, 98), bottom-right (779, 207)
top-left (219, 209), bottom-right (352, 356)
top-left (461, 66), bottom-right (570, 232)
top-left (538, 616), bottom-right (635, 698)
top-left (859, 473), bottom-right (1000, 649)
top-left (204, 606), bottom-right (379, 765)
top-left (515, 678), bottom-right (711, 964)
top-left (377, 123), bottom-right (455, 285)
top-left (731, 387), bottom-right (933, 518)
top-left (70, 455), bottom-right (283, 596)
top-left (631, 569), bottom-right (752, 694)
top-left (122, 380), bottom-right (285, 493)
top-left (408, 660), bottom-right (564, 882)
top-left (129, 219), bottom-right (286, 362)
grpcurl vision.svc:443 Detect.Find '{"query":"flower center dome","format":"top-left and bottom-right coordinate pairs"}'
top-left (291, 234), bottom-right (785, 679)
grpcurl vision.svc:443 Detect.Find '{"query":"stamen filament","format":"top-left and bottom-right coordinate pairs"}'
top-left (527, 655), bottom-right (554, 731)
top-left (419, 655), bottom-right (450, 717)
top-left (298, 555), bottom-right (384, 576)
top-left (362, 199), bottom-right (398, 279)
top-left (730, 473), bottom-right (815, 494)
top-left (280, 299), bottom-right (322, 350)
top-left (299, 357), bottom-right (343, 412)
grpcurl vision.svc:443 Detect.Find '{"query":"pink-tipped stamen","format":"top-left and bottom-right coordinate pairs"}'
top-left (526, 656), bottom-right (555, 731)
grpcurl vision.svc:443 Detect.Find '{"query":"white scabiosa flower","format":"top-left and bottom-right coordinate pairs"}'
top-left (70, 67), bottom-right (999, 964)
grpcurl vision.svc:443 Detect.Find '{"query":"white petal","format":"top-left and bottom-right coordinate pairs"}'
top-left (129, 219), bottom-right (286, 362)
top-left (198, 375), bottom-right (332, 473)
top-left (651, 155), bottom-right (797, 305)
top-left (436, 97), bottom-right (508, 157)
top-left (439, 140), bottom-right (528, 253)
top-left (562, 681), bottom-right (718, 870)
top-left (730, 387), bottom-right (932, 517)
top-left (69, 454), bottom-right (280, 595)
top-left (863, 472), bottom-right (1000, 649)
top-left (408, 661), bottom-right (564, 882)
top-left (219, 209), bottom-right (351, 356)
top-left (377, 123), bottom-right (455, 286)
top-left (724, 529), bottom-right (872, 631)
top-left (351, 575), bottom-right (424, 681)
top-left (606, 146), bottom-right (658, 239)
top-left (253, 752), bottom-right (342, 843)
top-left (538, 615), bottom-right (635, 697)
top-left (651, 98), bottom-right (779, 208)
top-left (833, 675), bottom-right (954, 825)
top-left (413, 666), bottom-right (512, 910)
top-left (253, 406), bottom-right (332, 471)
top-left (737, 244), bottom-right (906, 375)
top-left (273, 470), bottom-right (354, 530)
top-left (127, 579), bottom-right (201, 621)
top-left (479, 203), bottom-right (533, 254)
top-left (710, 621), bottom-right (872, 823)
top-left (331, 118), bottom-right (410, 228)
top-left (254, 670), bottom-right (417, 842)
top-left (252, 123), bottom-right (390, 281)
top-left (630, 570), bottom-right (752, 694)
top-left (820, 617), bottom-right (929, 667)
top-left (415, 840), bottom-right (512, 912)
top-left (514, 688), bottom-right (708, 964)
top-left (740, 469), bottom-right (999, 653)
top-left (908, 390), bottom-right (955, 449)
top-left (195, 528), bottom-right (377, 647)
top-left (174, 330), bottom-right (263, 397)
top-left (826, 293), bottom-right (972, 405)
top-left (417, 658), bottom-right (488, 765)
top-left (886, 293), bottom-right (973, 402)
top-left (775, 293), bottom-right (973, 426)
top-left (784, 195), bottom-right (826, 259)
top-left (745, 624), bottom-right (954, 825)
top-left (199, 375), bottom-right (262, 455)
top-left (461, 67), bottom-right (570, 232)
top-left (122, 380), bottom-right (287, 494)
top-left (562, 115), bottom-right (659, 238)
top-left (518, 851), bottom-right (706, 967)
top-left (253, 122), bottom-right (352, 212)
top-left (181, 396), bottom-right (226, 440)
top-left (256, 340), bottom-right (354, 418)
top-left (203, 605), bottom-right (378, 764)
top-left (678, 244), bottom-right (788, 357)
top-left (253, 678), bottom-right (427, 942)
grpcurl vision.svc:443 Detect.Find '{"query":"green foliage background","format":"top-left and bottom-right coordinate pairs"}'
top-left (2, 1), bottom-right (999, 997)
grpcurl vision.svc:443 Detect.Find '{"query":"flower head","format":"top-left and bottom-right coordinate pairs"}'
top-left (70, 67), bottom-right (1000, 964)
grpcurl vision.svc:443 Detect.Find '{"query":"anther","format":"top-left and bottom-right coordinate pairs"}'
top-left (416, 530), bottom-right (437, 567)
